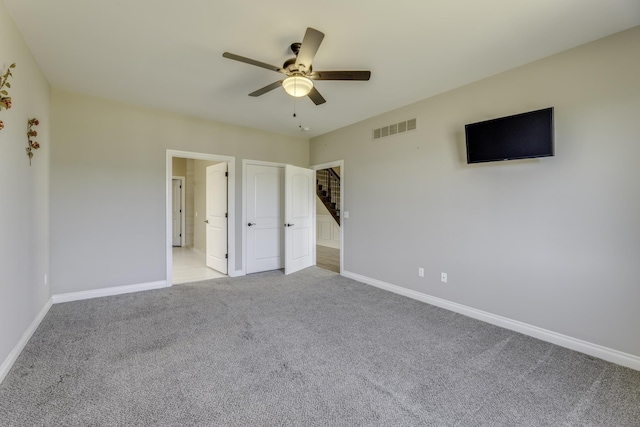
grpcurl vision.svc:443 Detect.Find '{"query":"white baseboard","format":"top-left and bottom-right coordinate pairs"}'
top-left (343, 270), bottom-right (640, 372)
top-left (317, 240), bottom-right (340, 249)
top-left (52, 280), bottom-right (168, 304)
top-left (229, 269), bottom-right (245, 278)
top-left (0, 298), bottom-right (52, 384)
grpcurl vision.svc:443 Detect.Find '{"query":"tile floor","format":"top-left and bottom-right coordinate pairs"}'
top-left (173, 245), bottom-right (340, 283)
top-left (172, 246), bottom-right (227, 284)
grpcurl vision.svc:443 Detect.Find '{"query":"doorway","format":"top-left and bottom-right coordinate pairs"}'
top-left (166, 150), bottom-right (236, 285)
top-left (312, 160), bottom-right (344, 274)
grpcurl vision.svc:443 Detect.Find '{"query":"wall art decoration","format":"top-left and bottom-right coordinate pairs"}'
top-left (0, 63), bottom-right (16, 131)
top-left (0, 63), bottom-right (15, 108)
top-left (26, 118), bottom-right (40, 165)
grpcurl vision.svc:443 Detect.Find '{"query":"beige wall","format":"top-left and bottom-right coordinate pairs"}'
top-left (0, 3), bottom-right (51, 378)
top-left (51, 89), bottom-right (308, 293)
top-left (172, 157), bottom-right (187, 177)
top-left (310, 27), bottom-right (640, 358)
top-left (185, 159), bottom-right (195, 247)
top-left (316, 196), bottom-right (332, 217)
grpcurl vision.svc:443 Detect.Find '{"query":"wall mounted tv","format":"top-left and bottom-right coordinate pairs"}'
top-left (465, 107), bottom-right (554, 164)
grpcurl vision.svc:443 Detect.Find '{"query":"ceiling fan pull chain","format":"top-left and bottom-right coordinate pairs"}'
top-left (293, 98), bottom-right (305, 132)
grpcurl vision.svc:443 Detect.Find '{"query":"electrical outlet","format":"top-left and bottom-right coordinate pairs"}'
top-left (441, 272), bottom-right (448, 283)
top-left (418, 268), bottom-right (424, 277)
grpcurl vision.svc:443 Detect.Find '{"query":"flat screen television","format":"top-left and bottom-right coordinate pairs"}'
top-left (465, 107), bottom-right (554, 164)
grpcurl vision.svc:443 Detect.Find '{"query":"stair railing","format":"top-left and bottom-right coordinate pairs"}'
top-left (316, 168), bottom-right (341, 226)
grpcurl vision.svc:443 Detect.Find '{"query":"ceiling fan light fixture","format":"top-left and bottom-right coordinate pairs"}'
top-left (282, 76), bottom-right (313, 97)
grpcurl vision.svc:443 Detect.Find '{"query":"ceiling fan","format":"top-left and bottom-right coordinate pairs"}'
top-left (222, 27), bottom-right (371, 105)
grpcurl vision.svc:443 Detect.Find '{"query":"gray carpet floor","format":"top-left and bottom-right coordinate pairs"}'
top-left (1, 267), bottom-right (639, 426)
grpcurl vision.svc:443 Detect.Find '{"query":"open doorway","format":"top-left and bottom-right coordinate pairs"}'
top-left (166, 150), bottom-right (236, 285)
top-left (312, 160), bottom-right (344, 274)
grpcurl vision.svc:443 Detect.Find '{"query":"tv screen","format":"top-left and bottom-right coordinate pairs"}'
top-left (465, 107), bottom-right (554, 164)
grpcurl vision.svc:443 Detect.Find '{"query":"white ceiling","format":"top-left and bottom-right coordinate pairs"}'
top-left (4, 0), bottom-right (639, 138)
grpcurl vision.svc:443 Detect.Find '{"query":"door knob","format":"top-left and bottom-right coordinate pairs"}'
top-left (284, 223), bottom-right (295, 227)
top-left (248, 222), bottom-right (256, 226)
top-left (204, 220), bottom-right (209, 223)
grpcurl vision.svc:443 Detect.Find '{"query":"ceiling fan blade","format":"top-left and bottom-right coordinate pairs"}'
top-left (248, 81), bottom-right (284, 97)
top-left (295, 27), bottom-right (325, 72)
top-left (223, 52), bottom-right (283, 73)
top-left (309, 70), bottom-right (371, 81)
top-left (307, 87), bottom-right (326, 105)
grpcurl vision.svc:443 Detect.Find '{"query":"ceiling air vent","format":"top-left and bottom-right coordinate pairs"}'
top-left (372, 118), bottom-right (417, 140)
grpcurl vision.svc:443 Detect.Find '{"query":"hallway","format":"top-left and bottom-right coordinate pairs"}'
top-left (316, 245), bottom-right (340, 273)
top-left (172, 247), bottom-right (226, 284)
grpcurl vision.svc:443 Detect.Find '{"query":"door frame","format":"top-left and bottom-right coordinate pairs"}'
top-left (171, 176), bottom-right (186, 247)
top-left (310, 160), bottom-right (344, 275)
top-left (242, 159), bottom-right (287, 275)
top-left (166, 150), bottom-right (237, 285)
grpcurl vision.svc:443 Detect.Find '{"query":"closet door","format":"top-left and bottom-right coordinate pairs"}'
top-left (246, 164), bottom-right (284, 274)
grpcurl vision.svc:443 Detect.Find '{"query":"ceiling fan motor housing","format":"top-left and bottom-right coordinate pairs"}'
top-left (222, 27), bottom-right (371, 106)
top-left (283, 57), bottom-right (311, 75)
top-left (290, 42), bottom-right (302, 55)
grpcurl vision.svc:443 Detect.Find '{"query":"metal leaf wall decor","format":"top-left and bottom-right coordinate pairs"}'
top-left (0, 63), bottom-right (16, 131)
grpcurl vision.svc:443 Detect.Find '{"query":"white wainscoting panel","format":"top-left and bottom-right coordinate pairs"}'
top-left (316, 215), bottom-right (340, 249)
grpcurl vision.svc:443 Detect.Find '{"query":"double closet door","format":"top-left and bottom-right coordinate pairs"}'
top-left (246, 163), bottom-right (315, 275)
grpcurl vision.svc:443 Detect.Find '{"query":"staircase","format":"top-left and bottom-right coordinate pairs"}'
top-left (316, 168), bottom-right (340, 226)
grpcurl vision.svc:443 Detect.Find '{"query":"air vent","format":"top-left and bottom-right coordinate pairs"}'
top-left (372, 118), bottom-right (417, 140)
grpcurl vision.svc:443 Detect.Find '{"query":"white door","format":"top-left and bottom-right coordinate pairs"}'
top-left (172, 178), bottom-right (182, 247)
top-left (284, 165), bottom-right (315, 275)
top-left (206, 163), bottom-right (228, 274)
top-left (246, 164), bottom-right (284, 274)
